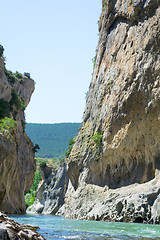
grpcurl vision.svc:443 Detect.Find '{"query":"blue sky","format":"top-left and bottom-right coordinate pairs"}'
top-left (1, 1), bottom-right (102, 123)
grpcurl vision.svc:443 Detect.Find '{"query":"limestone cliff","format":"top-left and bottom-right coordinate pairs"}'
top-left (27, 162), bottom-right (68, 214)
top-left (61, 0), bottom-right (160, 223)
top-left (0, 55), bottom-right (35, 213)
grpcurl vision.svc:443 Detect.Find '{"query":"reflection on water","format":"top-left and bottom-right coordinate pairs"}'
top-left (10, 214), bottom-right (160, 240)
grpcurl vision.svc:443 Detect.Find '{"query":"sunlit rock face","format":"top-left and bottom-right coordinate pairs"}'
top-left (0, 57), bottom-right (36, 214)
top-left (61, 0), bottom-right (160, 223)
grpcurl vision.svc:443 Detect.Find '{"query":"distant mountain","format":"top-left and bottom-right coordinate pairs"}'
top-left (25, 123), bottom-right (81, 159)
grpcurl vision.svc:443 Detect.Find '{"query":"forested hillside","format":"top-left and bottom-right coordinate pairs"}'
top-left (26, 123), bottom-right (81, 159)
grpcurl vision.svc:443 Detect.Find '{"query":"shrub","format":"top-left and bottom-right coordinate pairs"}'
top-left (39, 161), bottom-right (46, 168)
top-left (65, 138), bottom-right (75, 158)
top-left (32, 144), bottom-right (40, 153)
top-left (14, 71), bottom-right (22, 79)
top-left (0, 117), bottom-right (15, 132)
top-left (5, 69), bottom-right (24, 85)
top-left (92, 132), bottom-right (103, 146)
top-left (5, 70), bottom-right (17, 84)
top-left (14, 71), bottom-right (24, 83)
top-left (10, 90), bottom-right (25, 111)
top-left (25, 170), bottom-right (42, 208)
top-left (25, 193), bottom-right (36, 209)
top-left (0, 117), bottom-right (16, 140)
top-left (0, 99), bottom-right (11, 119)
top-left (31, 170), bottom-right (42, 192)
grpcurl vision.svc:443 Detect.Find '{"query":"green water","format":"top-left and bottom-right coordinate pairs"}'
top-left (10, 214), bottom-right (160, 240)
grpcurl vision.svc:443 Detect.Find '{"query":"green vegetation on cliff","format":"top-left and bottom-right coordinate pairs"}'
top-left (0, 89), bottom-right (25, 141)
top-left (25, 170), bottom-right (42, 208)
top-left (0, 52), bottom-right (26, 141)
top-left (92, 132), bottom-right (103, 147)
top-left (25, 123), bottom-right (81, 159)
top-left (5, 70), bottom-right (24, 85)
top-left (0, 99), bottom-right (11, 119)
top-left (0, 117), bottom-right (16, 140)
top-left (65, 138), bottom-right (75, 158)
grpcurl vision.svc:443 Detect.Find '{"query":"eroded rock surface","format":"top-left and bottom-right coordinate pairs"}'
top-left (0, 212), bottom-right (46, 240)
top-left (27, 163), bottom-right (68, 214)
top-left (61, 0), bottom-right (160, 223)
top-left (0, 56), bottom-right (36, 214)
top-left (59, 171), bottom-right (160, 224)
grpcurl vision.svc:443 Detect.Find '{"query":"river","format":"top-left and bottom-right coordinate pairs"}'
top-left (10, 214), bottom-right (160, 240)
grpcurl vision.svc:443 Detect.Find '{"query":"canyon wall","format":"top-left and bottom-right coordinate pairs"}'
top-left (60, 0), bottom-right (160, 223)
top-left (0, 56), bottom-right (35, 214)
top-left (27, 162), bottom-right (68, 215)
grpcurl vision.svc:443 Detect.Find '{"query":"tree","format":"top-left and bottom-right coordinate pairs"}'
top-left (32, 144), bottom-right (40, 153)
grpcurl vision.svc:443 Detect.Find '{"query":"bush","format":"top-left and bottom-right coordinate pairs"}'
top-left (25, 193), bottom-right (36, 209)
top-left (31, 170), bottom-right (42, 192)
top-left (14, 71), bottom-right (23, 79)
top-left (0, 117), bottom-right (16, 140)
top-left (10, 89), bottom-right (25, 111)
top-left (65, 138), bottom-right (75, 158)
top-left (0, 99), bottom-right (11, 119)
top-left (32, 144), bottom-right (40, 153)
top-left (5, 69), bottom-right (24, 85)
top-left (0, 117), bottom-right (15, 132)
top-left (92, 132), bottom-right (103, 146)
top-left (39, 161), bottom-right (46, 168)
top-left (5, 70), bottom-right (17, 84)
top-left (14, 71), bottom-right (24, 83)
top-left (25, 170), bottom-right (42, 208)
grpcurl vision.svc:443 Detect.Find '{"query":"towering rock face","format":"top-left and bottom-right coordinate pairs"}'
top-left (0, 57), bottom-right (35, 214)
top-left (62, 0), bottom-right (160, 222)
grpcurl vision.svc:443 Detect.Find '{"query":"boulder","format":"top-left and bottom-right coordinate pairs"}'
top-left (0, 212), bottom-right (46, 239)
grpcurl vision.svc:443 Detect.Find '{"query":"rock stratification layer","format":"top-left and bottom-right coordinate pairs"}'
top-left (61, 0), bottom-right (160, 223)
top-left (0, 57), bottom-right (35, 214)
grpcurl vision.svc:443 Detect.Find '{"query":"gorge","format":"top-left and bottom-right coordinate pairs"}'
top-left (28, 0), bottom-right (160, 225)
top-left (0, 0), bottom-right (160, 238)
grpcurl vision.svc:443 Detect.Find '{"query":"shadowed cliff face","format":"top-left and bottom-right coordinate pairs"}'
top-left (27, 163), bottom-right (68, 215)
top-left (62, 0), bottom-right (160, 222)
top-left (0, 57), bottom-right (35, 214)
